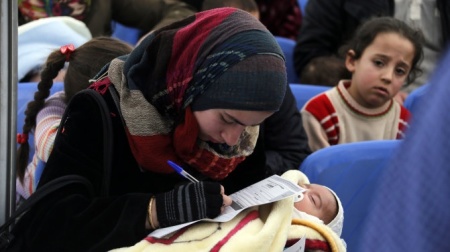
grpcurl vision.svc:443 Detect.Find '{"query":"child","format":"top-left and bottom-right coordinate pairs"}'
top-left (289, 170), bottom-right (344, 237)
top-left (301, 17), bottom-right (424, 152)
top-left (16, 37), bottom-right (133, 202)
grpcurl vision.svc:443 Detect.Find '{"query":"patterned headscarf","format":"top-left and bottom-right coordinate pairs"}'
top-left (92, 8), bottom-right (287, 180)
top-left (19, 0), bottom-right (91, 22)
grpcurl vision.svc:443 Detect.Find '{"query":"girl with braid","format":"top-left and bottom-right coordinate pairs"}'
top-left (11, 8), bottom-right (290, 251)
top-left (16, 37), bottom-right (133, 203)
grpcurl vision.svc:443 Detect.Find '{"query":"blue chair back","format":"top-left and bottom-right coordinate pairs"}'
top-left (17, 82), bottom-right (64, 162)
top-left (289, 83), bottom-right (330, 110)
top-left (275, 36), bottom-right (299, 83)
top-left (111, 21), bottom-right (141, 46)
top-left (300, 140), bottom-right (401, 252)
top-left (403, 84), bottom-right (429, 114)
top-left (298, 0), bottom-right (309, 14)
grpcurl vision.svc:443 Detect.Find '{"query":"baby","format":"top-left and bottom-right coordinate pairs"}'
top-left (286, 170), bottom-right (344, 237)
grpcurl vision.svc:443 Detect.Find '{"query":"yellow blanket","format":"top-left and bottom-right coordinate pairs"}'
top-left (111, 170), bottom-right (346, 252)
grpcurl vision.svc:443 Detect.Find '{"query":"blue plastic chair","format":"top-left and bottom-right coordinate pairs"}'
top-left (275, 36), bottom-right (299, 84)
top-left (289, 83), bottom-right (330, 110)
top-left (300, 140), bottom-right (401, 252)
top-left (17, 82), bottom-right (64, 162)
top-left (298, 0), bottom-right (309, 14)
top-left (111, 21), bottom-right (141, 46)
top-left (403, 84), bottom-right (429, 114)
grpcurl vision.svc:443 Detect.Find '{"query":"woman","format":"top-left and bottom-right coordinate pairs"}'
top-left (13, 8), bottom-right (288, 251)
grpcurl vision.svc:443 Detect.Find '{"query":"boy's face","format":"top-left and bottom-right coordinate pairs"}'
top-left (294, 184), bottom-right (337, 224)
top-left (345, 32), bottom-right (415, 108)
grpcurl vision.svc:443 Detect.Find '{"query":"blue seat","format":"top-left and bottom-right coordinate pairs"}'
top-left (17, 82), bottom-right (64, 162)
top-left (300, 140), bottom-right (401, 252)
top-left (298, 0), bottom-right (309, 14)
top-left (403, 84), bottom-right (429, 114)
top-left (275, 36), bottom-right (299, 84)
top-left (111, 21), bottom-right (141, 46)
top-left (289, 83), bottom-right (330, 110)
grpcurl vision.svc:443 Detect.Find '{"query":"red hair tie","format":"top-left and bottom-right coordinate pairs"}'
top-left (17, 133), bottom-right (29, 144)
top-left (60, 44), bottom-right (75, 61)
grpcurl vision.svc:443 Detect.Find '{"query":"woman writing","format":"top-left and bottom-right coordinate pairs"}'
top-left (12, 7), bottom-right (289, 251)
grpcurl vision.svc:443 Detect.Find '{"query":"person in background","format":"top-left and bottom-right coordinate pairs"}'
top-left (299, 55), bottom-right (352, 87)
top-left (202, 0), bottom-right (259, 18)
top-left (16, 37), bottom-right (133, 203)
top-left (18, 16), bottom-right (92, 83)
top-left (293, 0), bottom-right (449, 103)
top-left (255, 0), bottom-right (302, 40)
top-left (301, 17), bottom-right (424, 152)
top-left (18, 0), bottom-right (197, 37)
top-left (178, 0), bottom-right (303, 40)
top-left (11, 8), bottom-right (294, 251)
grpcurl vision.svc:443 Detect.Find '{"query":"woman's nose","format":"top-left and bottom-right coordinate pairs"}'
top-left (222, 125), bottom-right (245, 146)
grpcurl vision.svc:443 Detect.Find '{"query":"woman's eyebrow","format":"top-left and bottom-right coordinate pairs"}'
top-left (223, 112), bottom-right (261, 127)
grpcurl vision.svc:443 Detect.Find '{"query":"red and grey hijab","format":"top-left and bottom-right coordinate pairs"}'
top-left (93, 8), bottom-right (287, 180)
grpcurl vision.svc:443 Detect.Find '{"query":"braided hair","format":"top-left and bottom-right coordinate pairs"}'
top-left (17, 36), bottom-right (133, 181)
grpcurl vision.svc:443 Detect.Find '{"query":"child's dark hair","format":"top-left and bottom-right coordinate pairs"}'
top-left (16, 36), bottom-right (133, 181)
top-left (340, 16), bottom-right (425, 85)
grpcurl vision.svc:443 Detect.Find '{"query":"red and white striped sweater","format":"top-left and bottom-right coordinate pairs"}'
top-left (301, 81), bottom-right (411, 152)
top-left (16, 91), bottom-right (66, 201)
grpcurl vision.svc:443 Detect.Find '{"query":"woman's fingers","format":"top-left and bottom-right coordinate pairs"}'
top-left (222, 194), bottom-right (232, 207)
top-left (219, 185), bottom-right (232, 213)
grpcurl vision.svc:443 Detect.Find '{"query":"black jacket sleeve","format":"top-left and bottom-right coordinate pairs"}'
top-left (262, 85), bottom-right (311, 175)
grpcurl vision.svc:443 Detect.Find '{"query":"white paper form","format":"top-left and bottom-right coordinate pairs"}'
top-left (149, 175), bottom-right (305, 238)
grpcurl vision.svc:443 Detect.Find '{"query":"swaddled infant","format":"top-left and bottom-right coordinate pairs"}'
top-left (290, 172), bottom-right (344, 237)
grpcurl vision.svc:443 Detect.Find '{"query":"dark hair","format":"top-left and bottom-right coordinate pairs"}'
top-left (202, 0), bottom-right (258, 13)
top-left (339, 17), bottom-right (425, 85)
top-left (300, 56), bottom-right (351, 87)
top-left (16, 36), bottom-right (133, 181)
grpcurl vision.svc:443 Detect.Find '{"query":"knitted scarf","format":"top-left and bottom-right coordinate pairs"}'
top-left (91, 8), bottom-right (286, 180)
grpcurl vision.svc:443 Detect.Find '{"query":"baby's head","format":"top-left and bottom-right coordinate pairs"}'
top-left (295, 184), bottom-right (337, 224)
top-left (295, 183), bottom-right (344, 236)
top-left (281, 170), bottom-right (344, 236)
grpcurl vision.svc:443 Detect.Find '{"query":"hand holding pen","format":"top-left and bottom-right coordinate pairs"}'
top-left (152, 161), bottom-right (233, 224)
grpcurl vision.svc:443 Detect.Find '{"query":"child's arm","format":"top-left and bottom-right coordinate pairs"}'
top-left (34, 91), bottom-right (66, 162)
top-left (301, 110), bottom-right (330, 152)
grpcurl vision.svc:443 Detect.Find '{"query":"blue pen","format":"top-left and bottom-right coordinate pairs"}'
top-left (167, 160), bottom-right (199, 183)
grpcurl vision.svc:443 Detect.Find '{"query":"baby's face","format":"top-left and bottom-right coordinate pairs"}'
top-left (294, 184), bottom-right (337, 224)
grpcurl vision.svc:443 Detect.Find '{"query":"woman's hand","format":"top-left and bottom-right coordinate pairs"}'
top-left (221, 185), bottom-right (233, 212)
top-left (153, 181), bottom-right (233, 228)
